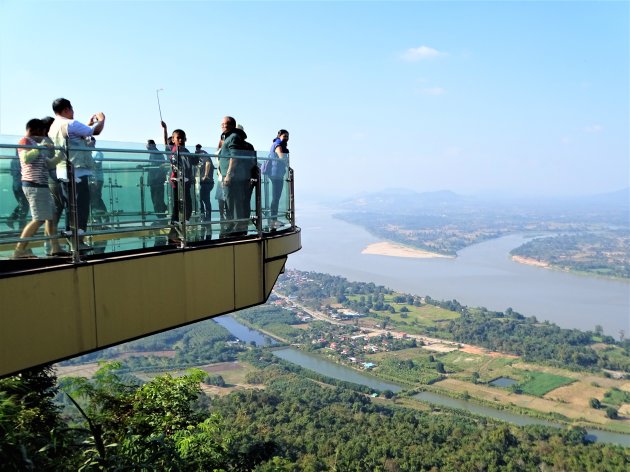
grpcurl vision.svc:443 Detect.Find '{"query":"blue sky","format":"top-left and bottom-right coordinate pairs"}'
top-left (1, 0), bottom-right (628, 198)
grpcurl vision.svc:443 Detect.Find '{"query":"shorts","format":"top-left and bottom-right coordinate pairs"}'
top-left (23, 185), bottom-right (55, 221)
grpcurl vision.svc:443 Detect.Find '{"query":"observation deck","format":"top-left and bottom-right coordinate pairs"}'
top-left (0, 137), bottom-right (300, 377)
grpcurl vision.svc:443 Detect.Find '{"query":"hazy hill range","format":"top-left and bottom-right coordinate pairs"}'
top-left (338, 188), bottom-right (629, 222)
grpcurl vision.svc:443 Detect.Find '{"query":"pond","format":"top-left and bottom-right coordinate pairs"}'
top-left (489, 377), bottom-right (518, 388)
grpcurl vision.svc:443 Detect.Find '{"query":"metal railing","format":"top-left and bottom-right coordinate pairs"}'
top-left (0, 137), bottom-right (294, 267)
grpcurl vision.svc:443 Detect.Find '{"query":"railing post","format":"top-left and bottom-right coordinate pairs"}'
top-left (176, 146), bottom-right (186, 247)
top-left (66, 138), bottom-right (81, 263)
top-left (139, 173), bottom-right (146, 227)
top-left (253, 165), bottom-right (262, 236)
top-left (288, 167), bottom-right (295, 228)
top-left (262, 173), bottom-right (270, 230)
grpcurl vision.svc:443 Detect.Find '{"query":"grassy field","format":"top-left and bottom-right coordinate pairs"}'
top-left (439, 351), bottom-right (516, 381)
top-left (518, 371), bottom-right (575, 396)
top-left (346, 294), bottom-right (460, 331)
top-left (198, 361), bottom-right (254, 385)
top-left (603, 387), bottom-right (630, 407)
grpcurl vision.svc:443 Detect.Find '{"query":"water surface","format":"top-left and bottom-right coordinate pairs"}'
top-left (214, 316), bottom-right (276, 346)
top-left (289, 203), bottom-right (629, 335)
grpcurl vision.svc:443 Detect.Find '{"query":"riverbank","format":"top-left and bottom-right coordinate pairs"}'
top-left (362, 241), bottom-right (453, 259)
top-left (511, 254), bottom-right (630, 282)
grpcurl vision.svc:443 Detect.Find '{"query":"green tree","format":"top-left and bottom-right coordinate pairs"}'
top-left (0, 366), bottom-right (76, 471)
top-left (382, 390), bottom-right (395, 399)
top-left (205, 374), bottom-right (226, 387)
top-left (605, 407), bottom-right (619, 419)
top-left (64, 364), bottom-right (233, 470)
top-left (173, 414), bottom-right (231, 470)
top-left (589, 398), bottom-right (601, 409)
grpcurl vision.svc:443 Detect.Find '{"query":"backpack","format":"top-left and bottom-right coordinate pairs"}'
top-left (260, 154), bottom-right (273, 176)
top-left (236, 139), bottom-right (257, 179)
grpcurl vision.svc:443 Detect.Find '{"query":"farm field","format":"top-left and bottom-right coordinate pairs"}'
top-left (518, 371), bottom-right (575, 396)
top-left (434, 378), bottom-right (629, 431)
top-left (358, 345), bottom-right (630, 432)
top-left (55, 363), bottom-right (101, 379)
top-left (198, 361), bottom-right (260, 396)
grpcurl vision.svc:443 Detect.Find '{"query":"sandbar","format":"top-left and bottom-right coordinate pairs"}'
top-left (511, 255), bottom-right (549, 268)
top-left (361, 241), bottom-right (453, 259)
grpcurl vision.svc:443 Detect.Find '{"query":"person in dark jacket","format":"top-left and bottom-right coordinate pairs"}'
top-left (218, 116), bottom-right (253, 236)
top-left (146, 139), bottom-right (168, 216)
top-left (195, 144), bottom-right (214, 222)
top-left (161, 122), bottom-right (199, 243)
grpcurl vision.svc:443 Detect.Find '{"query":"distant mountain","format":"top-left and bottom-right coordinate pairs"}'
top-left (339, 189), bottom-right (472, 213)
top-left (336, 187), bottom-right (629, 223)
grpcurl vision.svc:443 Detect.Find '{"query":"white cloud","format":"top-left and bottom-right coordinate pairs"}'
top-left (421, 87), bottom-right (446, 96)
top-left (583, 124), bottom-right (603, 133)
top-left (401, 45), bottom-right (444, 62)
top-left (413, 85), bottom-right (446, 96)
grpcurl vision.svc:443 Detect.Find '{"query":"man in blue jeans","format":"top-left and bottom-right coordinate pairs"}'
top-left (48, 98), bottom-right (105, 251)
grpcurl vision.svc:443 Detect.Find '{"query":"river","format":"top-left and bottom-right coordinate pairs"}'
top-left (287, 203), bottom-right (629, 336)
top-left (215, 315), bottom-right (630, 447)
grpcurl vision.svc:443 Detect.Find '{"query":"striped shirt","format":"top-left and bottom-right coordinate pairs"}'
top-left (18, 137), bottom-right (48, 186)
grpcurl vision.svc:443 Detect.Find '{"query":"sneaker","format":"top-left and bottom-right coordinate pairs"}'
top-left (47, 249), bottom-right (72, 257)
top-left (12, 248), bottom-right (37, 259)
top-left (69, 241), bottom-right (92, 252)
top-left (63, 229), bottom-right (85, 237)
top-left (78, 242), bottom-right (93, 252)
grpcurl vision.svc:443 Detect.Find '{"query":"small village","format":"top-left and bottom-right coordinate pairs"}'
top-left (266, 270), bottom-right (467, 371)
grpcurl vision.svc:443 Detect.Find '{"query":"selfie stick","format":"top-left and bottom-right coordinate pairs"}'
top-left (156, 88), bottom-right (164, 121)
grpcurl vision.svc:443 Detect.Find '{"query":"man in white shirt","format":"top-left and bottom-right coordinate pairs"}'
top-left (48, 98), bottom-right (105, 250)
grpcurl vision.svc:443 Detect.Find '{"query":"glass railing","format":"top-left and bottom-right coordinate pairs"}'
top-left (0, 136), bottom-right (293, 267)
